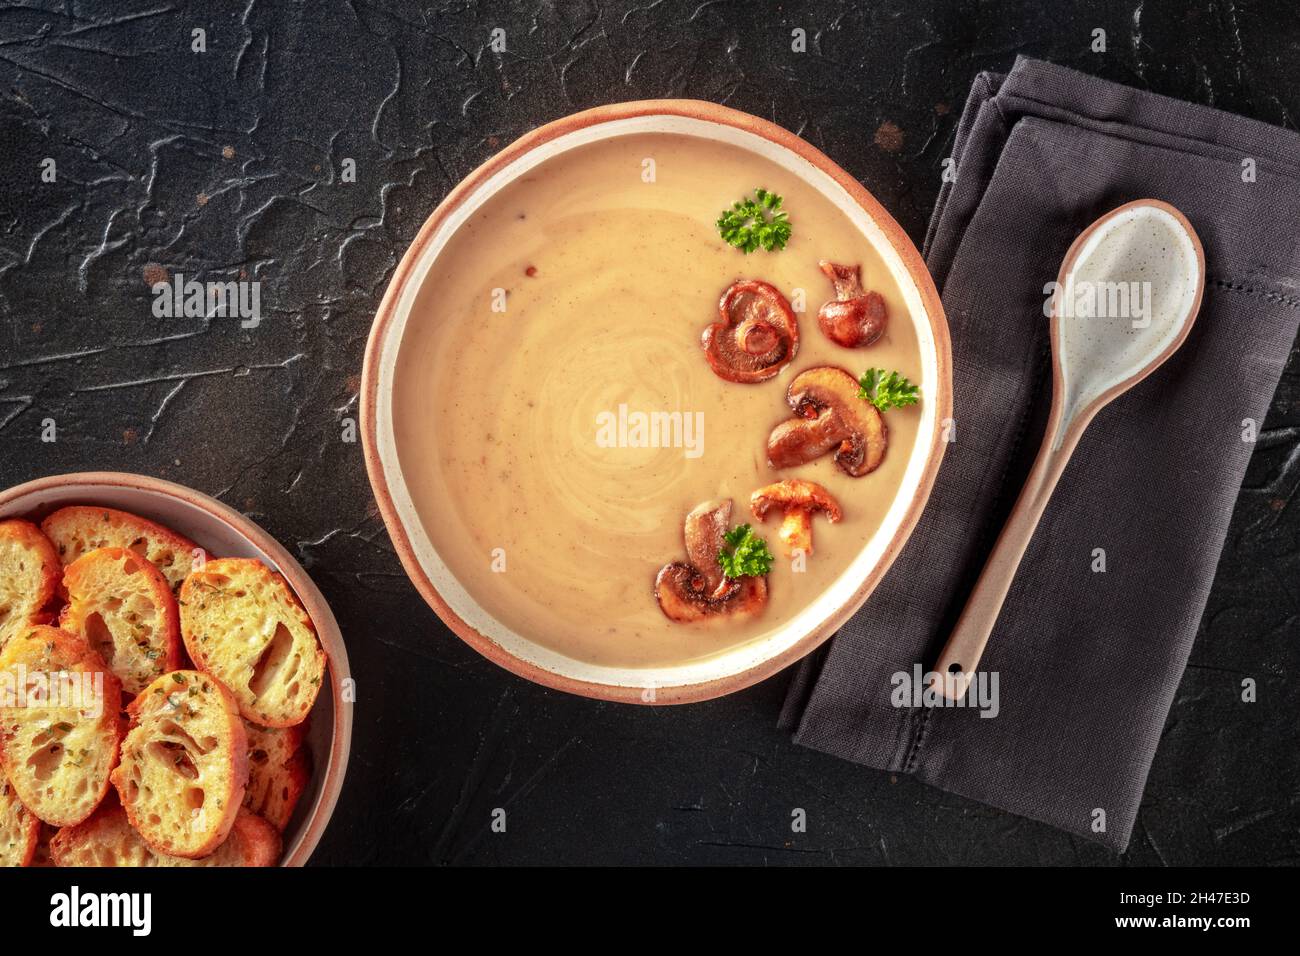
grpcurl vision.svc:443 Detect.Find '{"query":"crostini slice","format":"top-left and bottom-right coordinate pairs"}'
top-left (180, 558), bottom-right (325, 728)
top-left (0, 519), bottom-right (61, 650)
top-left (51, 803), bottom-right (280, 867)
top-left (0, 777), bottom-right (41, 867)
top-left (0, 626), bottom-right (123, 828)
top-left (41, 506), bottom-right (199, 592)
top-left (111, 670), bottom-right (248, 859)
top-left (28, 823), bottom-right (56, 866)
top-left (244, 721), bottom-right (311, 831)
top-left (59, 547), bottom-right (183, 696)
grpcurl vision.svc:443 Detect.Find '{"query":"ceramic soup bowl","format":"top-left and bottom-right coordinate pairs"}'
top-left (362, 100), bottom-right (951, 704)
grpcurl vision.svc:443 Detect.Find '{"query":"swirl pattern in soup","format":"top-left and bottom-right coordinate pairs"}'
top-left (391, 133), bottom-right (921, 667)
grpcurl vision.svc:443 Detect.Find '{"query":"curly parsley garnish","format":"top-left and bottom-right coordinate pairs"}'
top-left (716, 188), bottom-right (792, 253)
top-left (858, 368), bottom-right (920, 412)
top-left (717, 524), bottom-right (774, 579)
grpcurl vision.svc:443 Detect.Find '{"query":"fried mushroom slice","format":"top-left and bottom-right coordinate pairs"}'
top-left (750, 480), bottom-right (843, 557)
top-left (702, 280), bottom-right (799, 383)
top-left (654, 499), bottom-right (769, 623)
top-left (817, 260), bottom-right (887, 348)
top-left (767, 366), bottom-right (887, 477)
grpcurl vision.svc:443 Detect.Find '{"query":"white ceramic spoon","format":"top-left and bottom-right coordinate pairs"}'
top-left (932, 199), bottom-right (1206, 700)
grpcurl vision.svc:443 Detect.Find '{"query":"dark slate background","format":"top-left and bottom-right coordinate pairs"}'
top-left (1, 0), bottom-right (1296, 866)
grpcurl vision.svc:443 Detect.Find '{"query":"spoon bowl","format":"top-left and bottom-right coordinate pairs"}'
top-left (932, 199), bottom-right (1205, 699)
top-left (1050, 200), bottom-right (1206, 449)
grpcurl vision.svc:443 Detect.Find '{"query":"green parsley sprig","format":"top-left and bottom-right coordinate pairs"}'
top-left (717, 524), bottom-right (774, 579)
top-left (858, 368), bottom-right (920, 412)
top-left (716, 188), bottom-right (792, 253)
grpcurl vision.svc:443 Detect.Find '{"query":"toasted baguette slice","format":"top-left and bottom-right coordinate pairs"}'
top-left (29, 823), bottom-right (56, 866)
top-left (59, 547), bottom-right (183, 696)
top-left (51, 804), bottom-right (280, 867)
top-left (0, 520), bottom-right (61, 650)
top-left (244, 721), bottom-right (310, 831)
top-left (0, 778), bottom-right (41, 866)
top-left (180, 559), bottom-right (325, 727)
top-left (41, 506), bottom-right (198, 592)
top-left (0, 626), bottom-right (123, 827)
top-left (110, 670), bottom-right (247, 858)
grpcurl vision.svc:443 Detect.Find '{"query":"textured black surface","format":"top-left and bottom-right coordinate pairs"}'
top-left (1, 0), bottom-right (1296, 866)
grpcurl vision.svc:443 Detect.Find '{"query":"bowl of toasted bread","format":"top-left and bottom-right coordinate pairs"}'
top-left (0, 472), bottom-right (350, 867)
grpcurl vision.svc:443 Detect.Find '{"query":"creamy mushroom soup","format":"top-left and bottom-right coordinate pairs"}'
top-left (392, 132), bottom-right (922, 668)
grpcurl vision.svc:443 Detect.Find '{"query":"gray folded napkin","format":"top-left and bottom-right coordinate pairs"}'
top-left (780, 56), bottom-right (1300, 851)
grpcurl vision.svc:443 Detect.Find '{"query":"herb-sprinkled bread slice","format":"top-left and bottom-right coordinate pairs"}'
top-left (110, 670), bottom-right (248, 858)
top-left (0, 626), bottom-right (123, 827)
top-left (59, 547), bottom-right (183, 696)
top-left (0, 520), bottom-right (61, 649)
top-left (0, 778), bottom-right (41, 866)
top-left (244, 721), bottom-right (311, 831)
top-left (180, 559), bottom-right (325, 727)
top-left (41, 506), bottom-right (199, 592)
top-left (51, 803), bottom-right (280, 867)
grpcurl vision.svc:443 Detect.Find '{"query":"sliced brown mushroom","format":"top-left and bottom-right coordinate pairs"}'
top-left (817, 260), bottom-right (887, 348)
top-left (766, 366), bottom-right (887, 476)
top-left (654, 498), bottom-right (768, 623)
top-left (702, 280), bottom-right (799, 383)
top-left (750, 479), bottom-right (843, 557)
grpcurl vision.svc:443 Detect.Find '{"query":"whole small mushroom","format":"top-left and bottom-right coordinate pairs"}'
top-left (817, 260), bottom-right (887, 348)
top-left (750, 480), bottom-right (842, 557)
top-left (702, 280), bottom-right (799, 383)
top-left (654, 499), bottom-right (768, 623)
top-left (767, 366), bottom-right (887, 476)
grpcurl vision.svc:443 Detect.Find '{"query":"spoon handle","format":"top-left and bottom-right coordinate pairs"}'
top-left (931, 410), bottom-right (1084, 700)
